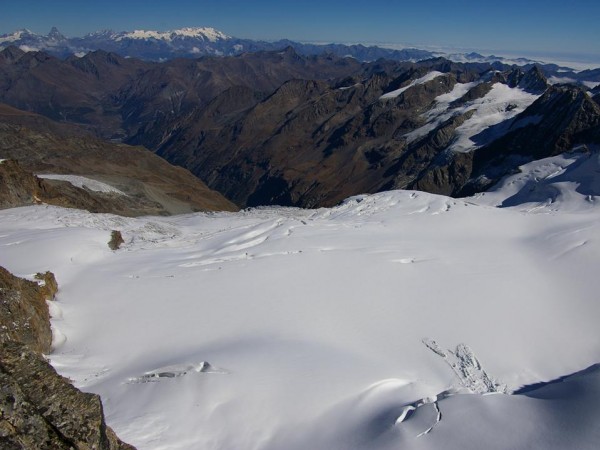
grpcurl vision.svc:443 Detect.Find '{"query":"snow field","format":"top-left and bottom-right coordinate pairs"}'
top-left (38, 174), bottom-right (127, 195)
top-left (1, 156), bottom-right (599, 448)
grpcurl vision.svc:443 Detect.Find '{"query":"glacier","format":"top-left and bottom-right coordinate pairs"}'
top-left (1, 151), bottom-right (599, 449)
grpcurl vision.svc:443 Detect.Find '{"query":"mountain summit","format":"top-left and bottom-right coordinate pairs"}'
top-left (47, 26), bottom-right (66, 41)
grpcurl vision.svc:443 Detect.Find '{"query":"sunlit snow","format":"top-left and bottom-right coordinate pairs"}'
top-left (1, 151), bottom-right (599, 449)
top-left (405, 82), bottom-right (540, 152)
top-left (0, 29), bottom-right (33, 44)
top-left (403, 80), bottom-right (481, 143)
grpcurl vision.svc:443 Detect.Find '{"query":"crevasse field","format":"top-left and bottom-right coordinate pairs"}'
top-left (1, 152), bottom-right (600, 449)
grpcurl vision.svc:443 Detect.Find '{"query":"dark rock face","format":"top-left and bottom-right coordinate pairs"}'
top-left (1, 342), bottom-right (135, 450)
top-left (0, 267), bottom-right (55, 354)
top-left (0, 266), bottom-right (135, 450)
top-left (0, 159), bottom-right (44, 208)
top-left (515, 65), bottom-right (549, 94)
top-left (592, 85), bottom-right (600, 103)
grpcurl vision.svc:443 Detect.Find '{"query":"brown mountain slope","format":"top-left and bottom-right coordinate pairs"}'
top-left (155, 69), bottom-right (475, 206)
top-left (0, 104), bottom-right (237, 214)
top-left (0, 46), bottom-right (363, 141)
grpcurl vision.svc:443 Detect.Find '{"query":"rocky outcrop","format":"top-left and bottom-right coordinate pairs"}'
top-left (0, 159), bottom-right (45, 208)
top-left (108, 230), bottom-right (125, 250)
top-left (0, 266), bottom-right (135, 449)
top-left (0, 268), bottom-right (55, 354)
top-left (0, 158), bottom-right (144, 213)
top-left (1, 341), bottom-right (135, 450)
top-left (592, 85), bottom-right (600, 100)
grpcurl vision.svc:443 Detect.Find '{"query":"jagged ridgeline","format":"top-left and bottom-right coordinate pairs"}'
top-left (0, 45), bottom-right (598, 208)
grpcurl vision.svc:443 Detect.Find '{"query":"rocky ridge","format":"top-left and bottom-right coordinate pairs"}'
top-left (0, 266), bottom-right (134, 449)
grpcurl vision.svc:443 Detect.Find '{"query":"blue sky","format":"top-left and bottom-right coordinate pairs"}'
top-left (2, 0), bottom-right (599, 61)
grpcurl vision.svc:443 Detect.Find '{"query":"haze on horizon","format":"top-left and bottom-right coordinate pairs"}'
top-left (2, 0), bottom-right (599, 64)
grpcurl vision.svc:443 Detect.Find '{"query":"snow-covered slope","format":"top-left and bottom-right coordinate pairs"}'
top-left (1, 175), bottom-right (599, 449)
top-left (0, 28), bottom-right (35, 44)
top-left (405, 82), bottom-right (541, 151)
top-left (473, 149), bottom-right (600, 211)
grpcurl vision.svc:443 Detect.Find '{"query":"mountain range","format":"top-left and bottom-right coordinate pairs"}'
top-left (0, 26), bottom-right (434, 63)
top-left (2, 26), bottom-right (600, 79)
top-left (0, 43), bottom-right (598, 209)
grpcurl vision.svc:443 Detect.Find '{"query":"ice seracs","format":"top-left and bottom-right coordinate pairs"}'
top-left (423, 338), bottom-right (508, 394)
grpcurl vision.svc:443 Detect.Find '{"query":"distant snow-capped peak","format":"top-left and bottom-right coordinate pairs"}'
top-left (115, 27), bottom-right (230, 42)
top-left (0, 29), bottom-right (36, 44)
top-left (47, 27), bottom-right (66, 41)
top-left (83, 29), bottom-right (119, 39)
